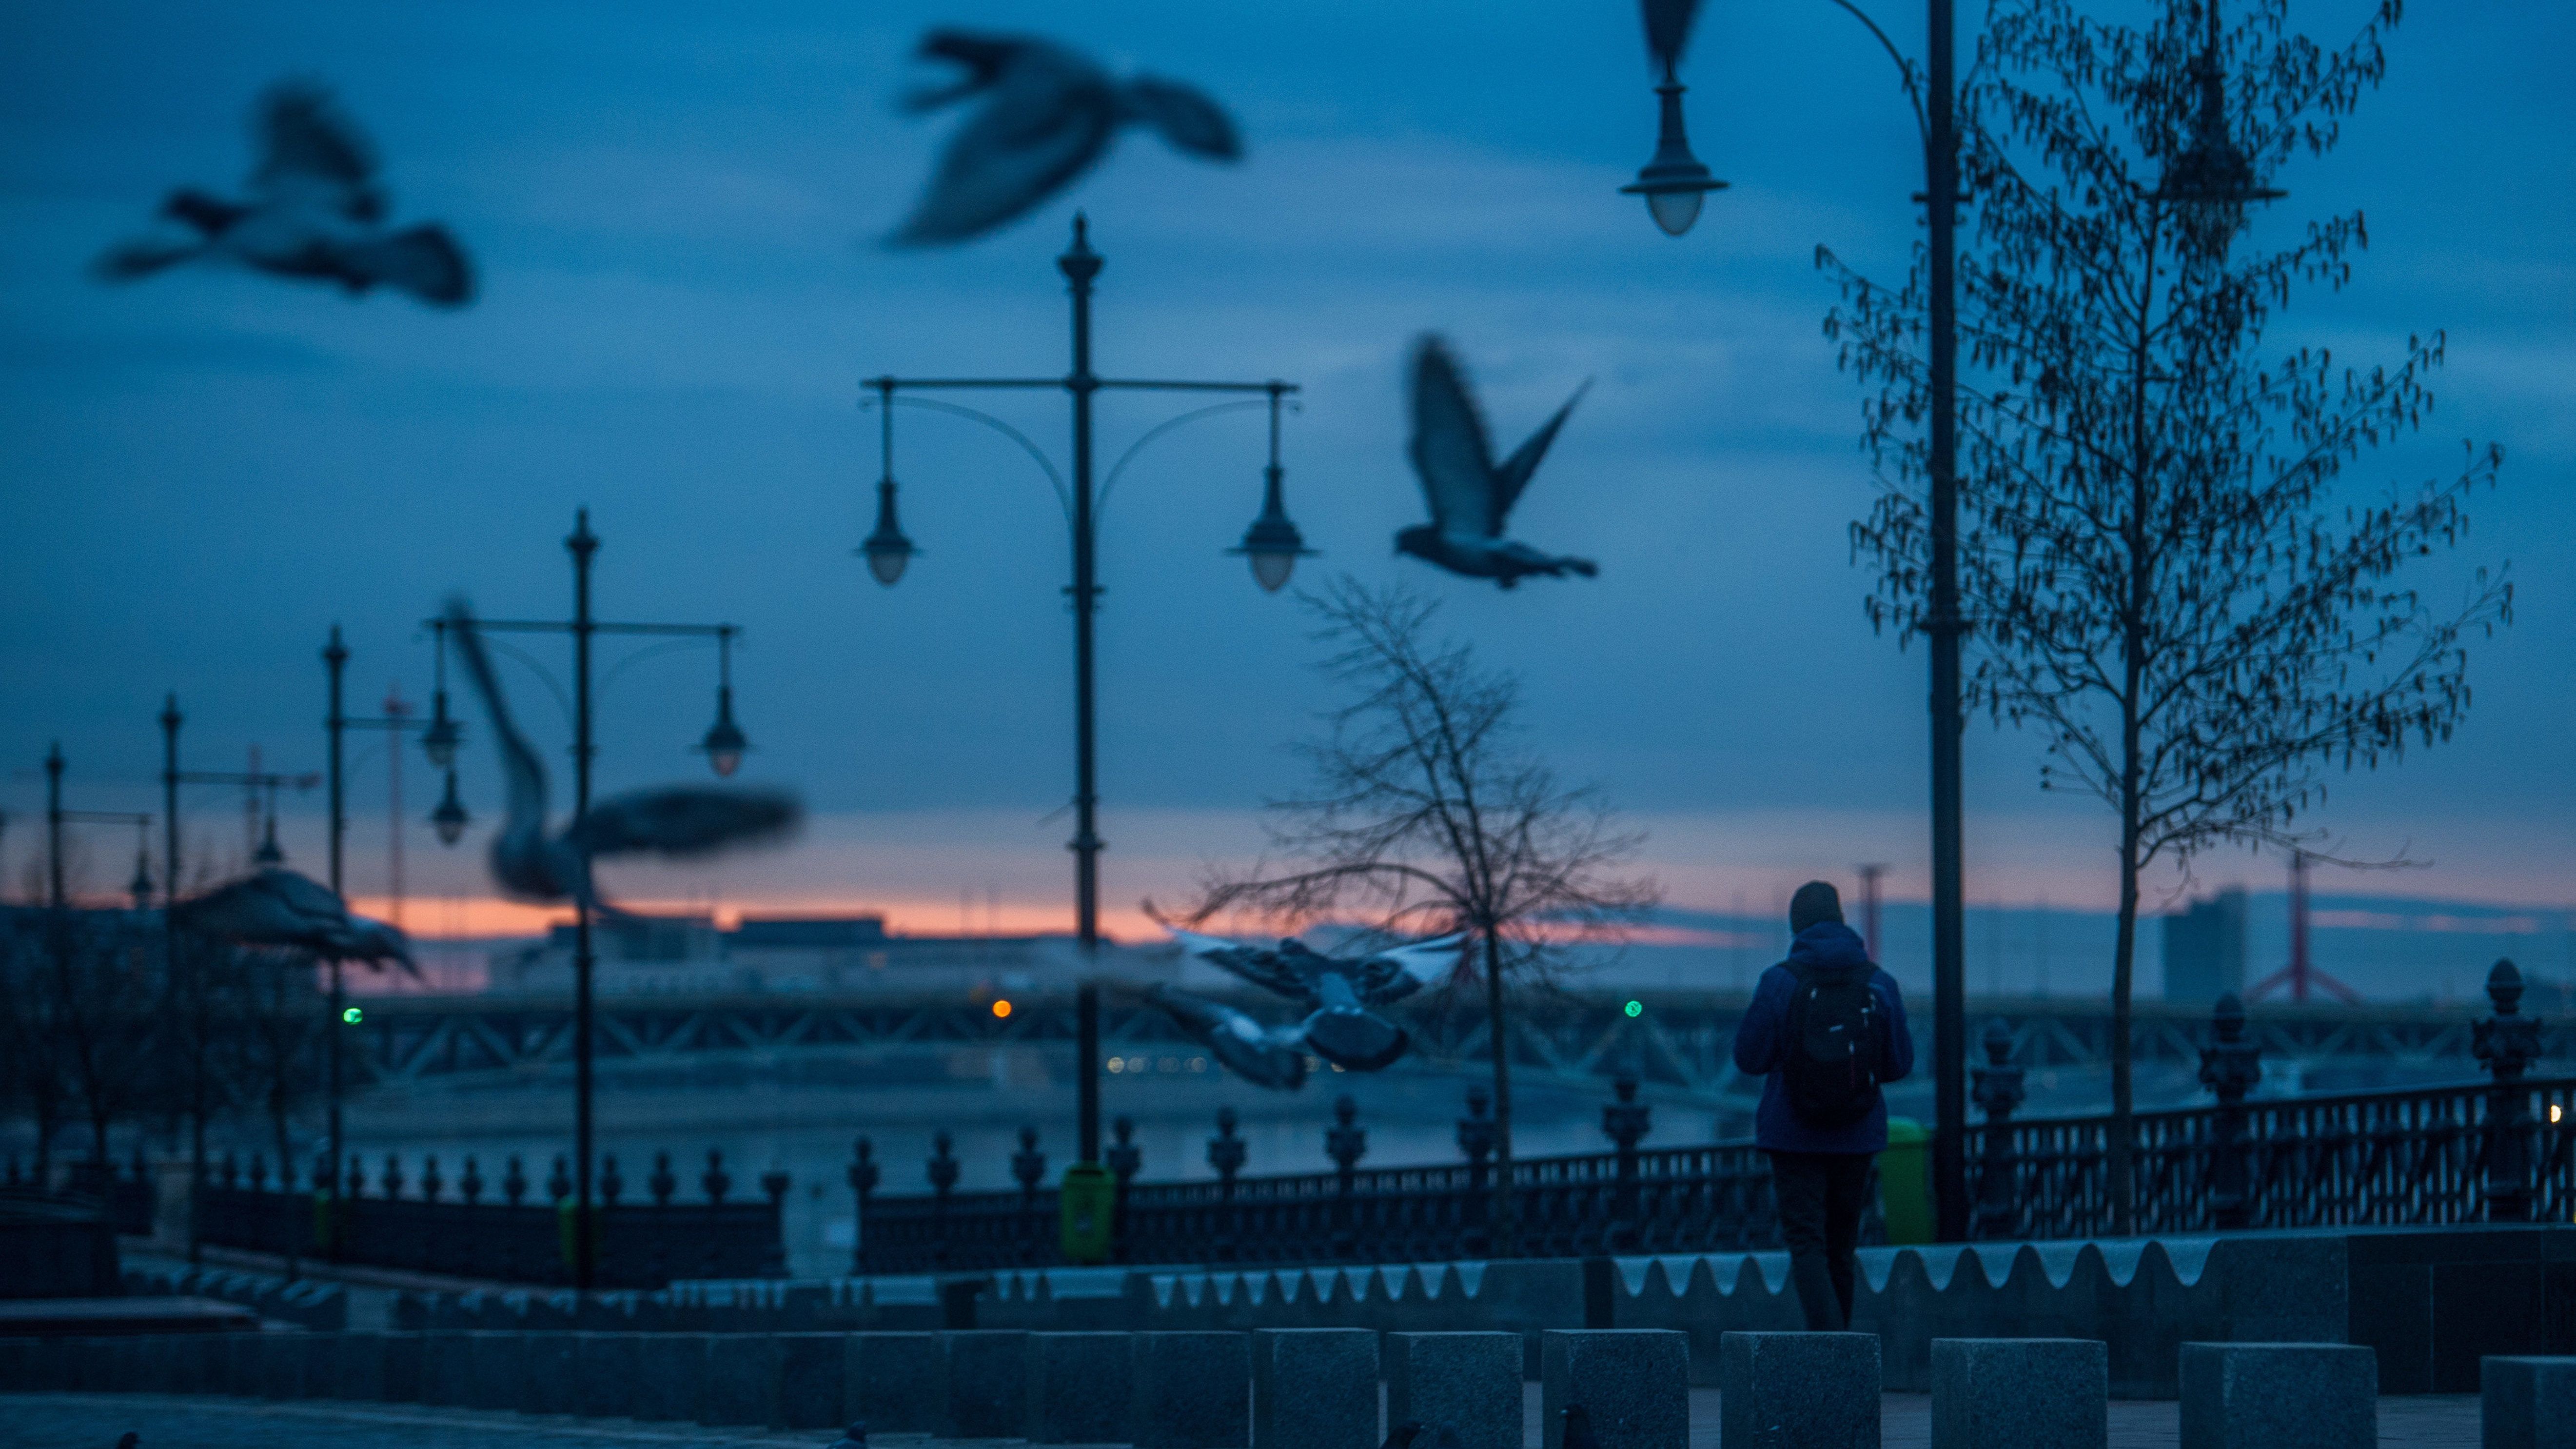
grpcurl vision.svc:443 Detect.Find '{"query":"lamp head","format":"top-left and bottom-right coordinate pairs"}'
top-left (430, 771), bottom-right (469, 847)
top-left (859, 477), bottom-right (916, 587)
top-left (700, 688), bottom-right (748, 778)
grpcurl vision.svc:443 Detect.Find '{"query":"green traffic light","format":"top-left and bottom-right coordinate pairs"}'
top-left (341, 1007), bottom-right (363, 1025)
top-left (1624, 999), bottom-right (1643, 1018)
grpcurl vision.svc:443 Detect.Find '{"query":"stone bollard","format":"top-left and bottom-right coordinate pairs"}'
top-left (295, 1331), bottom-right (340, 1399)
top-left (634, 1333), bottom-right (712, 1422)
top-left (520, 1330), bottom-right (579, 1415)
top-left (1388, 1333), bottom-right (1522, 1449)
top-left (1541, 1330), bottom-right (1691, 1449)
top-left (701, 1333), bottom-right (780, 1427)
top-left (1930, 1338), bottom-right (2106, 1449)
top-left (1717, 1331), bottom-right (1881, 1449)
top-left (774, 1332), bottom-right (850, 1431)
top-left (2483, 1356), bottom-right (2576, 1449)
top-left (260, 1331), bottom-right (309, 1400)
top-left (574, 1332), bottom-right (643, 1419)
top-left (1032, 1331), bottom-right (1136, 1445)
top-left (1254, 1329), bottom-right (1378, 1449)
top-left (334, 1332), bottom-right (388, 1402)
top-left (420, 1329), bottom-right (476, 1407)
top-left (468, 1330), bottom-right (531, 1411)
top-left (1134, 1331), bottom-right (1252, 1449)
top-left (2177, 1343), bottom-right (2374, 1449)
top-left (942, 1329), bottom-right (1033, 1438)
top-left (846, 1331), bottom-right (944, 1433)
top-left (380, 1331), bottom-right (426, 1403)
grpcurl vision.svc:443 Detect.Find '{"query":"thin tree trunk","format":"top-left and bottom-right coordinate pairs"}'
top-left (1483, 926), bottom-right (1514, 1255)
top-left (2108, 826), bottom-right (2143, 1235)
top-left (2107, 214), bottom-right (2162, 1240)
top-left (272, 1084), bottom-right (299, 1282)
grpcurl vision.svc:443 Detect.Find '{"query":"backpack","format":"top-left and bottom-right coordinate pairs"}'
top-left (1779, 961), bottom-right (1886, 1128)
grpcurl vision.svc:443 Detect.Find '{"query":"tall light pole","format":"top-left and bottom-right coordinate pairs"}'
top-left (461, 509), bottom-right (748, 1290)
top-left (158, 705), bottom-right (323, 1259)
top-left (1623, 0), bottom-right (2290, 1240)
top-left (317, 625), bottom-right (449, 1255)
top-left (862, 213), bottom-right (1312, 1166)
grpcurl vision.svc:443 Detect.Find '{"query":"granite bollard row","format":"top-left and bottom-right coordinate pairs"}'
top-left (15, 1322), bottom-right (2556, 1449)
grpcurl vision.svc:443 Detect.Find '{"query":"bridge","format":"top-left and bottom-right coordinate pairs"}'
top-left (345, 986), bottom-right (2563, 1101)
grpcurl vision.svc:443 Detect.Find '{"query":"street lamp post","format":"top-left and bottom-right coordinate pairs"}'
top-left (863, 213), bottom-right (1311, 1166)
top-left (158, 705), bottom-right (321, 1260)
top-left (1623, 0), bottom-right (2284, 1241)
top-left (462, 509), bottom-right (748, 1290)
top-left (317, 625), bottom-right (450, 1256)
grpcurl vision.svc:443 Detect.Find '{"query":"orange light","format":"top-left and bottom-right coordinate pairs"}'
top-left (991, 999), bottom-right (1013, 1019)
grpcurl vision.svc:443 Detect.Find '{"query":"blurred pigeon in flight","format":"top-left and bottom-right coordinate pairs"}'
top-left (892, 30), bottom-right (1241, 245)
top-left (1166, 925), bottom-right (1463, 1073)
top-left (92, 79), bottom-right (473, 307)
top-left (444, 601), bottom-right (800, 913)
top-left (174, 867), bottom-right (418, 975)
top-left (1396, 336), bottom-right (1597, 588)
top-left (1642, 0), bottom-right (1710, 77)
top-left (1138, 982), bottom-right (1310, 1091)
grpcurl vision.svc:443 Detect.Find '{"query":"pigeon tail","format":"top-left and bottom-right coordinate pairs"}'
top-left (347, 224), bottom-right (473, 306)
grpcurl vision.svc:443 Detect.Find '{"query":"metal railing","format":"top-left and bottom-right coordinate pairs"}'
top-left (853, 959), bottom-right (2559, 1273)
top-left (192, 1146), bottom-right (787, 1289)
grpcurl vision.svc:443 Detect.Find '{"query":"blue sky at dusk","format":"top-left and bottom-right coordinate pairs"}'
top-left (3, 0), bottom-right (2569, 945)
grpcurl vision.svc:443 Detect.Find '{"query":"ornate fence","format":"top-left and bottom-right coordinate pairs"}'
top-left (855, 959), bottom-right (2564, 1274)
top-left (193, 1147), bottom-right (787, 1289)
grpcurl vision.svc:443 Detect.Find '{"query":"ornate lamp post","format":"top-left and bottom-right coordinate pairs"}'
top-left (1620, 0), bottom-right (2289, 1239)
top-left (863, 213), bottom-right (1311, 1169)
top-left (454, 509), bottom-right (752, 1290)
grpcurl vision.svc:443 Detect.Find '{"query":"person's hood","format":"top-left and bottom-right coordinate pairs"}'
top-left (1786, 920), bottom-right (1872, 972)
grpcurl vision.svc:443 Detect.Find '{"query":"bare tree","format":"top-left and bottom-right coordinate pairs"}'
top-left (1828, 0), bottom-right (2507, 1229)
top-left (211, 947), bottom-right (327, 1275)
top-left (0, 914), bottom-right (73, 1184)
top-left (1183, 578), bottom-right (1658, 1245)
top-left (50, 909), bottom-right (167, 1169)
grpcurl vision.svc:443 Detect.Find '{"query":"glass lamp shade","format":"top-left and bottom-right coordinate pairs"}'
top-left (1229, 465), bottom-right (1315, 595)
top-left (421, 704), bottom-right (461, 770)
top-left (1644, 189), bottom-right (1705, 238)
top-left (859, 476), bottom-right (916, 588)
top-left (1620, 81), bottom-right (1727, 238)
top-left (430, 771), bottom-right (470, 847)
top-left (701, 688), bottom-right (748, 778)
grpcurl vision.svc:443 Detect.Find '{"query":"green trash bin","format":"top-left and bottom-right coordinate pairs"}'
top-left (1878, 1116), bottom-right (1934, 1244)
top-left (1058, 1163), bottom-right (1115, 1265)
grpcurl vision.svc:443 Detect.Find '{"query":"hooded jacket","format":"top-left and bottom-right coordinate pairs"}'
top-left (1730, 921), bottom-right (1914, 1153)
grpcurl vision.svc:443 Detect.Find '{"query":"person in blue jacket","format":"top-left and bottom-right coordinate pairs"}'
top-left (1731, 879), bottom-right (1913, 1330)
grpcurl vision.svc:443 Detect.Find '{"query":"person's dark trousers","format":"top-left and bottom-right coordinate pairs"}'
top-left (1768, 1149), bottom-right (1876, 1330)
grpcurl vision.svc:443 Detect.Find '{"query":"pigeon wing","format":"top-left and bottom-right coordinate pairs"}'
top-left (444, 602), bottom-right (553, 892)
top-left (1121, 76), bottom-right (1242, 159)
top-left (344, 224), bottom-right (474, 306)
top-left (1408, 336), bottom-right (1499, 536)
top-left (251, 80), bottom-right (385, 220)
top-left (1491, 380), bottom-right (1590, 526)
top-left (893, 43), bottom-right (1119, 245)
top-left (1170, 927), bottom-right (1310, 1001)
top-left (1357, 932), bottom-right (1467, 1006)
top-left (569, 786), bottom-right (802, 861)
top-left (89, 237), bottom-right (202, 282)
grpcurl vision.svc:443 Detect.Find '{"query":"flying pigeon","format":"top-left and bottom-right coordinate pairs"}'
top-left (172, 867), bottom-right (418, 975)
top-left (1396, 336), bottom-right (1597, 588)
top-left (444, 600), bottom-right (801, 912)
top-left (92, 79), bottom-right (473, 307)
top-left (1168, 926), bottom-right (1463, 1073)
top-left (892, 30), bottom-right (1241, 245)
top-left (1138, 982), bottom-right (1311, 1091)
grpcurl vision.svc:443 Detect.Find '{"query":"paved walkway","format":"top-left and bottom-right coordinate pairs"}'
top-left (12, 1390), bottom-right (2487, 1449)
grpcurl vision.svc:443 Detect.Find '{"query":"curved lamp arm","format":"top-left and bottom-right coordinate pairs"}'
top-left (865, 393), bottom-right (1074, 519)
top-left (1095, 397), bottom-right (1282, 526)
top-left (1824, 0), bottom-right (1928, 141)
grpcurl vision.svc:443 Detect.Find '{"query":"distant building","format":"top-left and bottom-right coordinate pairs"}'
top-left (489, 912), bottom-right (1167, 996)
top-left (2163, 887), bottom-right (2248, 1004)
